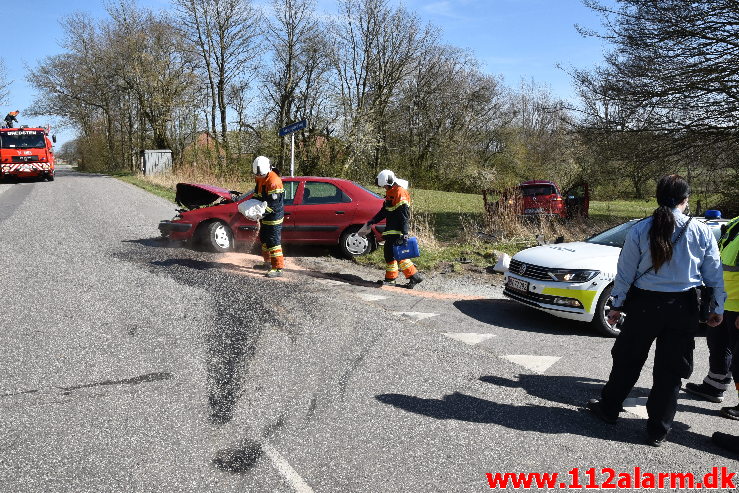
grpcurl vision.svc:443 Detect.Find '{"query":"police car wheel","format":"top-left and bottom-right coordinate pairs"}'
top-left (201, 221), bottom-right (233, 253)
top-left (339, 226), bottom-right (374, 258)
top-left (591, 284), bottom-right (623, 337)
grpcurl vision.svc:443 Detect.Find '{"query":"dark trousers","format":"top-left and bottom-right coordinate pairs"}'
top-left (259, 222), bottom-right (282, 248)
top-left (600, 287), bottom-right (699, 438)
top-left (706, 311), bottom-right (739, 382)
top-left (383, 235), bottom-right (399, 263)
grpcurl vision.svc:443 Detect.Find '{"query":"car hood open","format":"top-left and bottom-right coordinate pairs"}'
top-left (176, 183), bottom-right (238, 210)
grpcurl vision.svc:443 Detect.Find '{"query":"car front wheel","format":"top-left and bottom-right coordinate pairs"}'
top-left (339, 226), bottom-right (374, 258)
top-left (591, 284), bottom-right (623, 337)
top-left (200, 221), bottom-right (233, 253)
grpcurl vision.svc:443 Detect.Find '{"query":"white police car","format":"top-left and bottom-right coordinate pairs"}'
top-left (503, 211), bottom-right (729, 336)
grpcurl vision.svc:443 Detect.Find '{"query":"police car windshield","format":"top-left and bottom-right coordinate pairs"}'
top-left (586, 220), bottom-right (638, 247)
top-left (0, 131), bottom-right (46, 149)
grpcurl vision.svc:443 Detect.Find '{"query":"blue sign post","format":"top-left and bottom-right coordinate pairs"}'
top-left (278, 120), bottom-right (307, 176)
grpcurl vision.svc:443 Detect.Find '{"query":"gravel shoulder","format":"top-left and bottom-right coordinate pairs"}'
top-left (291, 253), bottom-right (506, 299)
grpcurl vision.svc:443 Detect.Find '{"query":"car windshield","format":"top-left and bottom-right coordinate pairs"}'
top-left (521, 185), bottom-right (555, 196)
top-left (586, 220), bottom-right (638, 247)
top-left (234, 189), bottom-right (255, 202)
top-left (0, 131), bottom-right (46, 149)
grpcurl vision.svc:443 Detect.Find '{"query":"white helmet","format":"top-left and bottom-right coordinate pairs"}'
top-left (376, 169), bottom-right (395, 187)
top-left (252, 156), bottom-right (271, 175)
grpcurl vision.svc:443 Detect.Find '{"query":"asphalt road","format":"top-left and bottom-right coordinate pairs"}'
top-left (0, 167), bottom-right (736, 492)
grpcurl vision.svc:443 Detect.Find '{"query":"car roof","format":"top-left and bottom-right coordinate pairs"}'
top-left (519, 180), bottom-right (557, 186)
top-left (283, 176), bottom-right (356, 184)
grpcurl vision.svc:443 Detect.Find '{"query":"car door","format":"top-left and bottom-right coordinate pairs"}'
top-left (290, 180), bottom-right (356, 243)
top-left (564, 182), bottom-right (590, 218)
top-left (231, 179), bottom-right (298, 242)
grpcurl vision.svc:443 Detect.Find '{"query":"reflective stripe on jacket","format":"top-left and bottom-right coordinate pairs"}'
top-left (254, 171), bottom-right (284, 224)
top-left (721, 217), bottom-right (739, 312)
top-left (368, 184), bottom-right (410, 236)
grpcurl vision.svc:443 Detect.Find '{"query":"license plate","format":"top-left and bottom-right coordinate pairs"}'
top-left (506, 277), bottom-right (529, 292)
top-left (524, 208), bottom-right (543, 214)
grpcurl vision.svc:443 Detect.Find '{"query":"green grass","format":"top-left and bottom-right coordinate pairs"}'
top-left (589, 199), bottom-right (657, 220)
top-left (117, 174), bottom-right (176, 203)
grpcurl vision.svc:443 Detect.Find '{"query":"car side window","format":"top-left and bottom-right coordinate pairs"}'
top-left (302, 181), bottom-right (351, 204)
top-left (283, 181), bottom-right (297, 205)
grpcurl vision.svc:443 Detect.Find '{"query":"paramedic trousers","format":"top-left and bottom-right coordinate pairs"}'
top-left (600, 287), bottom-right (699, 439)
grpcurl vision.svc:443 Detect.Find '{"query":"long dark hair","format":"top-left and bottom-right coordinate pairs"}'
top-left (650, 174), bottom-right (690, 272)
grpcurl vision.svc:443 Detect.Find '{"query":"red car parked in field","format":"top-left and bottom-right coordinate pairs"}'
top-left (484, 180), bottom-right (590, 219)
top-left (158, 176), bottom-right (386, 258)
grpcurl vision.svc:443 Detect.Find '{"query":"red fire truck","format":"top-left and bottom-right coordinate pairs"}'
top-left (0, 126), bottom-right (56, 181)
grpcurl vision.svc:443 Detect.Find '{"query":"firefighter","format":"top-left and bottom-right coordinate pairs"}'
top-left (3, 110), bottom-right (19, 128)
top-left (362, 169), bottom-right (424, 288)
top-left (252, 156), bottom-right (285, 278)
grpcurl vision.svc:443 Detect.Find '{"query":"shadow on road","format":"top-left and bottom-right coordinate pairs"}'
top-left (376, 373), bottom-right (738, 459)
top-left (453, 298), bottom-right (599, 337)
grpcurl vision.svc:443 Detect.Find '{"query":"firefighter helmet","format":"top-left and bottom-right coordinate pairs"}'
top-left (376, 169), bottom-right (395, 187)
top-left (253, 156), bottom-right (271, 176)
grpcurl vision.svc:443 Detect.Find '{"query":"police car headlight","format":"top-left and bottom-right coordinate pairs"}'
top-left (547, 269), bottom-right (600, 282)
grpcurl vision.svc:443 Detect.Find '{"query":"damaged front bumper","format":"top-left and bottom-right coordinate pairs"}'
top-left (158, 220), bottom-right (193, 237)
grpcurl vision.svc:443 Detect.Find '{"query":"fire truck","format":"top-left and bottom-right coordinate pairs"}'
top-left (0, 126), bottom-right (56, 181)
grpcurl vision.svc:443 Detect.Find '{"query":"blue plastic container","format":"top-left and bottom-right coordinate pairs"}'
top-left (393, 236), bottom-right (420, 260)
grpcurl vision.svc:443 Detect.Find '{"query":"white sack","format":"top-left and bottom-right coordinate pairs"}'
top-left (493, 252), bottom-right (511, 273)
top-left (238, 198), bottom-right (267, 221)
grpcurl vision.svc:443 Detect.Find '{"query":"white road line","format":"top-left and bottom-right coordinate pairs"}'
top-left (391, 311), bottom-right (438, 323)
top-left (315, 279), bottom-right (345, 286)
top-left (443, 332), bottom-right (496, 345)
top-left (622, 397), bottom-right (649, 419)
top-left (263, 443), bottom-right (314, 493)
top-left (355, 292), bottom-right (387, 301)
top-left (501, 355), bottom-right (561, 374)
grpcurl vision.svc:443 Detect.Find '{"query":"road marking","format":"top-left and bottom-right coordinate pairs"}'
top-left (263, 443), bottom-right (314, 493)
top-left (622, 397), bottom-right (649, 419)
top-left (443, 332), bottom-right (496, 345)
top-left (356, 292), bottom-right (387, 301)
top-left (502, 355), bottom-right (561, 374)
top-left (315, 279), bottom-right (345, 286)
top-left (392, 311), bottom-right (439, 323)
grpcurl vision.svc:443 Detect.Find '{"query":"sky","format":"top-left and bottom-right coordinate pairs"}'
top-left (1, 0), bottom-right (614, 147)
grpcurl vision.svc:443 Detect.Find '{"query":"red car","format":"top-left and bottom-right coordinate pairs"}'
top-left (158, 176), bottom-right (386, 258)
top-left (484, 180), bottom-right (590, 219)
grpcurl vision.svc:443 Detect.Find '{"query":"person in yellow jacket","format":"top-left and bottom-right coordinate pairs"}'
top-left (699, 215), bottom-right (739, 454)
top-left (362, 169), bottom-right (424, 288)
top-left (684, 215), bottom-right (739, 410)
top-left (252, 156), bottom-right (285, 278)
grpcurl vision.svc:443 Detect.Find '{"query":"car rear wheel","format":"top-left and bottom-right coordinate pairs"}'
top-left (200, 221), bottom-right (233, 253)
top-left (339, 225), bottom-right (374, 258)
top-left (591, 284), bottom-right (623, 337)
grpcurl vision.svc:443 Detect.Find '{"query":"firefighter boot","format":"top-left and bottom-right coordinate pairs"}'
top-left (406, 272), bottom-right (424, 289)
top-left (266, 269), bottom-right (283, 278)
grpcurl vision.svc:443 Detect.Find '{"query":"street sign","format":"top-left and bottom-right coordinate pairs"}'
top-left (278, 119), bottom-right (307, 137)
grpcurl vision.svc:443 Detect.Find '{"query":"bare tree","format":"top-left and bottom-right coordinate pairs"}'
top-left (331, 0), bottom-right (434, 177)
top-left (175, 0), bottom-right (262, 161)
top-left (263, 0), bottom-right (332, 170)
top-left (0, 59), bottom-right (10, 106)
